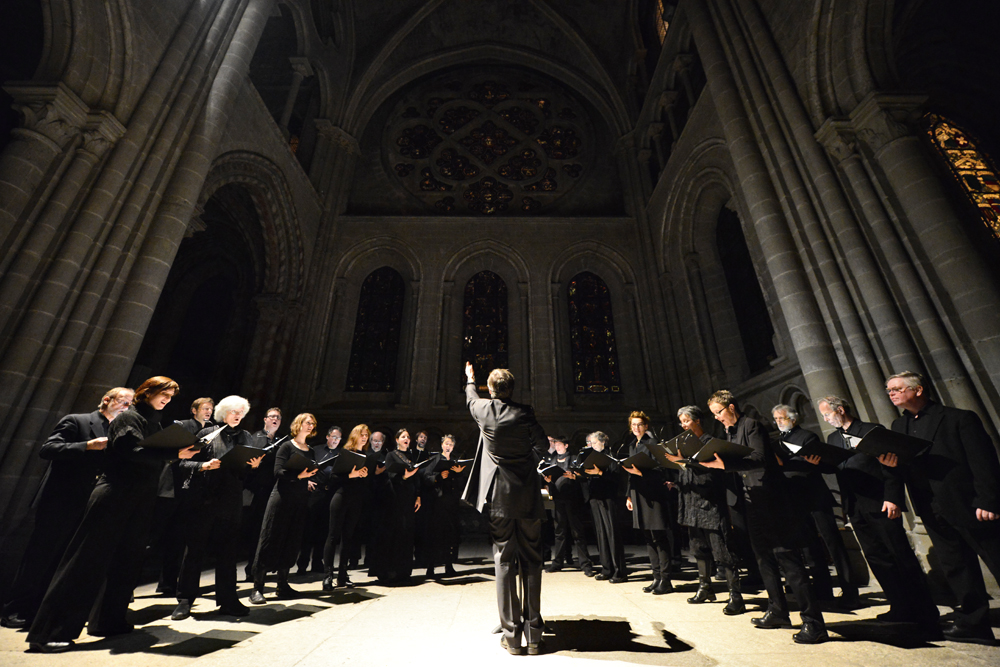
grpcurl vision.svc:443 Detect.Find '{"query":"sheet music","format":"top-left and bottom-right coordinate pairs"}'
top-left (782, 441), bottom-right (802, 453)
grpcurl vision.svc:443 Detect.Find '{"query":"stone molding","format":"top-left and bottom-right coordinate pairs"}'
top-left (3, 82), bottom-right (91, 148)
top-left (849, 92), bottom-right (928, 153)
top-left (814, 117), bottom-right (856, 163)
top-left (81, 111), bottom-right (127, 159)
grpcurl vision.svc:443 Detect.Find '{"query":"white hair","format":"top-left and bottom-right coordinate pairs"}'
top-left (214, 395), bottom-right (250, 422)
top-left (771, 404), bottom-right (798, 423)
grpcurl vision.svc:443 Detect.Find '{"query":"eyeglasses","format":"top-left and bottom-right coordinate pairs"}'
top-left (885, 386), bottom-right (912, 395)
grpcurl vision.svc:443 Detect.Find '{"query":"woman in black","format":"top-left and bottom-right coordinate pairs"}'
top-left (249, 413), bottom-right (319, 604)
top-left (370, 428), bottom-right (422, 584)
top-left (622, 410), bottom-right (674, 595)
top-left (666, 406), bottom-right (744, 614)
top-left (321, 423), bottom-right (370, 590)
top-left (580, 431), bottom-right (628, 582)
top-left (423, 434), bottom-right (467, 577)
top-left (170, 396), bottom-right (264, 620)
top-left (27, 377), bottom-right (197, 653)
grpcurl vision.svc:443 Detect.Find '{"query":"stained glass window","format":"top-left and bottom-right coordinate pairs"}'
top-left (654, 1), bottom-right (670, 44)
top-left (345, 267), bottom-right (404, 391)
top-left (567, 272), bottom-right (621, 393)
top-left (924, 114), bottom-right (1000, 241)
top-left (463, 271), bottom-right (509, 390)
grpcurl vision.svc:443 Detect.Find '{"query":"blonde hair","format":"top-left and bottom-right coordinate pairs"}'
top-left (290, 413), bottom-right (317, 438)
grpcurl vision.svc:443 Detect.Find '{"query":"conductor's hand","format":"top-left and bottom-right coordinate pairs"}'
top-left (348, 465), bottom-right (367, 479)
top-left (882, 501), bottom-right (901, 520)
top-left (585, 466), bottom-right (602, 476)
top-left (465, 362), bottom-right (475, 382)
top-left (248, 455), bottom-right (264, 469)
top-left (178, 445), bottom-right (198, 460)
top-left (803, 454), bottom-right (822, 466)
top-left (624, 465), bottom-right (641, 476)
top-left (877, 452), bottom-right (899, 468)
top-left (415, 497), bottom-right (422, 513)
top-left (403, 466), bottom-right (418, 479)
top-left (201, 458), bottom-right (221, 471)
top-left (440, 470), bottom-right (450, 479)
top-left (297, 467), bottom-right (318, 480)
top-left (700, 453), bottom-right (726, 470)
top-left (626, 496), bottom-right (633, 511)
top-left (86, 437), bottom-right (108, 451)
top-left (976, 508), bottom-right (999, 522)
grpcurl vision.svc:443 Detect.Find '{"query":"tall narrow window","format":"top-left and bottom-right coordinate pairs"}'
top-left (924, 114), bottom-right (1000, 241)
top-left (345, 267), bottom-right (405, 391)
top-left (654, 0), bottom-right (670, 44)
top-left (567, 272), bottom-right (621, 393)
top-left (463, 271), bottom-right (508, 390)
top-left (716, 208), bottom-right (776, 375)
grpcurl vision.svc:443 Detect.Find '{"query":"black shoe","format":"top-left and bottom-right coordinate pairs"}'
top-left (723, 591), bottom-right (746, 615)
top-left (652, 579), bottom-right (673, 595)
top-left (1, 612), bottom-right (29, 628)
top-left (751, 611), bottom-right (791, 629)
top-left (337, 578), bottom-right (355, 589)
top-left (793, 622), bottom-right (828, 644)
top-left (28, 641), bottom-right (74, 653)
top-left (583, 564), bottom-right (595, 577)
top-left (942, 624), bottom-right (995, 645)
top-left (527, 639), bottom-right (545, 655)
top-left (609, 576), bottom-right (628, 584)
top-left (322, 576), bottom-right (334, 592)
top-left (594, 573), bottom-right (608, 581)
top-left (218, 601), bottom-right (250, 617)
top-left (500, 636), bottom-right (524, 655)
top-left (836, 590), bottom-right (862, 610)
top-left (426, 567), bottom-right (435, 578)
top-left (443, 564), bottom-right (457, 577)
top-left (249, 589), bottom-right (266, 605)
top-left (170, 600), bottom-right (192, 621)
top-left (88, 623), bottom-right (133, 637)
top-left (295, 565), bottom-right (308, 576)
top-left (876, 608), bottom-right (917, 623)
top-left (545, 561), bottom-right (564, 573)
top-left (642, 578), bottom-right (660, 593)
top-left (276, 582), bottom-right (298, 599)
top-left (687, 583), bottom-right (716, 604)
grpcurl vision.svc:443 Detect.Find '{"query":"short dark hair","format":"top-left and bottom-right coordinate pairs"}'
top-left (327, 425), bottom-right (342, 437)
top-left (487, 369), bottom-right (515, 399)
top-left (191, 397), bottom-right (214, 412)
top-left (708, 390), bottom-right (739, 412)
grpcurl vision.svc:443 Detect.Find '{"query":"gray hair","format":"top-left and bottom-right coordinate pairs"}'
top-left (771, 404), bottom-right (798, 423)
top-left (886, 370), bottom-right (924, 390)
top-left (441, 434), bottom-right (456, 446)
top-left (587, 431), bottom-right (609, 446)
top-left (676, 405), bottom-right (703, 422)
top-left (817, 395), bottom-right (852, 415)
top-left (214, 395), bottom-right (250, 423)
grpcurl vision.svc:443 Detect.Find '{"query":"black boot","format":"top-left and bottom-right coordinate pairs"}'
top-left (723, 567), bottom-right (746, 615)
top-left (688, 560), bottom-right (716, 603)
top-left (276, 569), bottom-right (298, 599)
top-left (643, 577), bottom-right (660, 593)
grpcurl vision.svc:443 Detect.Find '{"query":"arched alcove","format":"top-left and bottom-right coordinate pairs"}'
top-left (0, 0), bottom-right (44, 153)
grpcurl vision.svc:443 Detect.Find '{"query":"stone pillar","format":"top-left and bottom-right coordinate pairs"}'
top-left (243, 294), bottom-right (299, 411)
top-left (434, 280), bottom-right (455, 407)
top-left (0, 83), bottom-right (89, 262)
top-left (659, 90), bottom-right (680, 143)
top-left (851, 92), bottom-right (1000, 419)
top-left (684, 252), bottom-right (726, 387)
top-left (518, 281), bottom-right (532, 395)
top-left (278, 57), bottom-right (314, 136)
top-left (687, 0), bottom-right (851, 404)
top-left (659, 271), bottom-right (695, 403)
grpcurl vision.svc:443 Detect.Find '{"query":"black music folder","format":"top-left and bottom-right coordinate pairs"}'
top-left (662, 430), bottom-right (704, 458)
top-left (619, 451), bottom-right (658, 470)
top-left (854, 427), bottom-right (932, 464)
top-left (219, 445), bottom-right (266, 470)
top-left (138, 424), bottom-right (200, 450)
top-left (576, 449), bottom-right (618, 472)
top-left (778, 440), bottom-right (854, 467)
top-left (690, 438), bottom-right (753, 463)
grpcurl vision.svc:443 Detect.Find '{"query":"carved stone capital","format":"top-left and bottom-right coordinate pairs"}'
top-left (80, 110), bottom-right (126, 158)
top-left (3, 82), bottom-right (89, 148)
top-left (659, 90), bottom-right (680, 110)
top-left (314, 119), bottom-right (360, 156)
top-left (288, 56), bottom-right (315, 79)
top-left (849, 92), bottom-right (928, 153)
top-left (815, 118), bottom-right (857, 163)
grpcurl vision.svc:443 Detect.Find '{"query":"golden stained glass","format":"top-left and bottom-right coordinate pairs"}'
top-left (925, 114), bottom-right (1000, 240)
top-left (654, 1), bottom-right (669, 44)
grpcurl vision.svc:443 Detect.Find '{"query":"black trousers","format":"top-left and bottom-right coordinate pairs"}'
top-left (2, 498), bottom-right (87, 622)
top-left (850, 509), bottom-right (938, 622)
top-left (297, 493), bottom-right (330, 571)
top-left (642, 529), bottom-right (671, 581)
top-left (589, 497), bottom-right (626, 578)
top-left (176, 492), bottom-right (242, 606)
top-left (323, 489), bottom-right (362, 583)
top-left (922, 512), bottom-right (1000, 631)
top-left (552, 498), bottom-right (592, 568)
top-left (27, 479), bottom-right (157, 643)
top-left (750, 533), bottom-right (824, 626)
top-left (490, 516), bottom-right (544, 648)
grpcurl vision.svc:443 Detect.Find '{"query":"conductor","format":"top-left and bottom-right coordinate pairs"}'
top-left (463, 363), bottom-right (549, 656)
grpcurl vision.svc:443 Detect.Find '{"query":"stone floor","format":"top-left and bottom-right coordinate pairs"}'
top-left (2, 543), bottom-right (997, 667)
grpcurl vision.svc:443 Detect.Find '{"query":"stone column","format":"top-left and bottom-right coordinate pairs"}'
top-left (684, 252), bottom-right (726, 387)
top-left (278, 57), bottom-right (314, 136)
top-left (851, 93), bottom-right (1000, 418)
top-left (434, 280), bottom-right (455, 407)
top-left (659, 271), bottom-right (695, 403)
top-left (687, 0), bottom-right (851, 403)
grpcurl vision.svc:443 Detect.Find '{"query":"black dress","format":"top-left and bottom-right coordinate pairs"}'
top-left (370, 450), bottom-right (418, 583)
top-left (252, 442), bottom-right (315, 586)
top-left (424, 454), bottom-right (465, 570)
top-left (321, 449), bottom-right (367, 584)
top-left (27, 402), bottom-right (180, 643)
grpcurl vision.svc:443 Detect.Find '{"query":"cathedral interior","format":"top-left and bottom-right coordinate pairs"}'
top-left (1, 0), bottom-right (999, 575)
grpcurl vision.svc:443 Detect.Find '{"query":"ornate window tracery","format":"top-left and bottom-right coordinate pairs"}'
top-left (345, 267), bottom-right (405, 392)
top-left (463, 272), bottom-right (509, 390)
top-left (385, 72), bottom-right (591, 216)
top-left (567, 272), bottom-right (621, 394)
top-left (924, 114), bottom-right (1000, 241)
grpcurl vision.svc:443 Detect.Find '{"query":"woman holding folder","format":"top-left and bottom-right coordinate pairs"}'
top-left (322, 423), bottom-right (370, 590)
top-left (250, 413), bottom-right (319, 604)
top-left (171, 396), bottom-right (264, 620)
top-left (371, 429), bottom-right (422, 584)
top-left (27, 377), bottom-right (197, 653)
top-left (424, 434), bottom-right (467, 577)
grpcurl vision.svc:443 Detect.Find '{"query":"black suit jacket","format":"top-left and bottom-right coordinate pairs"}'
top-left (893, 400), bottom-right (1000, 527)
top-left (37, 410), bottom-right (108, 510)
top-left (828, 419), bottom-right (905, 517)
top-left (463, 382), bottom-right (548, 519)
